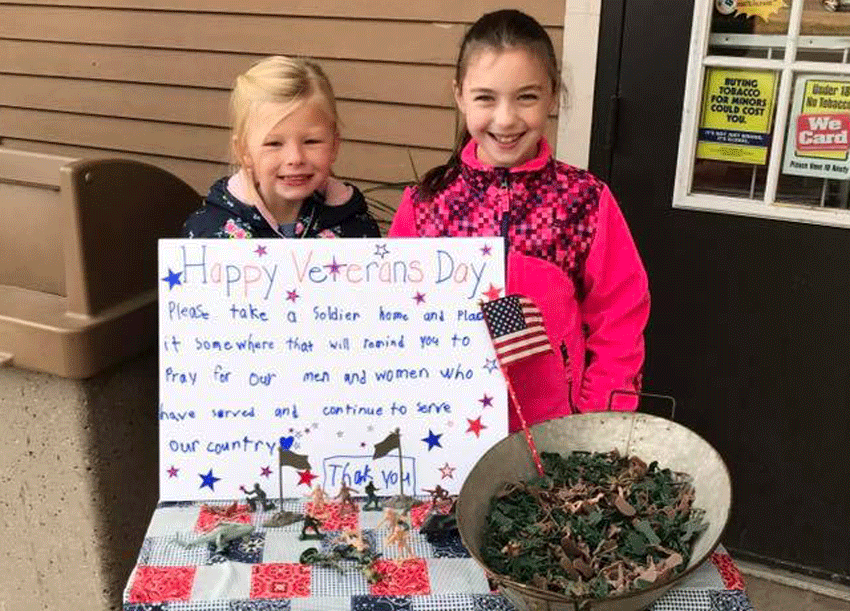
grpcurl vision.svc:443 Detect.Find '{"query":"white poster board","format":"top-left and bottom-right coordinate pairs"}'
top-left (158, 238), bottom-right (507, 501)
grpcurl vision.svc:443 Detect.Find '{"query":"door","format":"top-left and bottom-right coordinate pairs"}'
top-left (591, 0), bottom-right (850, 582)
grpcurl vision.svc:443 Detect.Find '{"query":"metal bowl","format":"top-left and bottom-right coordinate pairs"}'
top-left (456, 413), bottom-right (732, 611)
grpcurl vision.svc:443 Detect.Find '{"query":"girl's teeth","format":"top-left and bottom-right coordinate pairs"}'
top-left (494, 134), bottom-right (521, 144)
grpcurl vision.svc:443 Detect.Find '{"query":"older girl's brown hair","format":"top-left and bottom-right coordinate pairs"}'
top-left (418, 10), bottom-right (559, 199)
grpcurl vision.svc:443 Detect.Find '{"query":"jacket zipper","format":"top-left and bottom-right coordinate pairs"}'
top-left (498, 171), bottom-right (511, 268)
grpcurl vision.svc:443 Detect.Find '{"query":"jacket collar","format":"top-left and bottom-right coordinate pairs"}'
top-left (206, 175), bottom-right (368, 237)
top-left (460, 137), bottom-right (552, 174)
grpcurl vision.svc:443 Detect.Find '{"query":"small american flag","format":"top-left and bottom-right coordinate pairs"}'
top-left (480, 295), bottom-right (552, 366)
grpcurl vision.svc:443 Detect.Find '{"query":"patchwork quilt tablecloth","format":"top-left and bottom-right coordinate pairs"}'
top-left (124, 499), bottom-right (754, 611)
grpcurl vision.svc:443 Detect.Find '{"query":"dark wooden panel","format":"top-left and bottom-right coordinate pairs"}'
top-left (593, 0), bottom-right (850, 580)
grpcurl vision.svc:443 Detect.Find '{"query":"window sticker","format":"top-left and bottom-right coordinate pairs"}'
top-left (696, 68), bottom-right (778, 165)
top-left (782, 75), bottom-right (850, 179)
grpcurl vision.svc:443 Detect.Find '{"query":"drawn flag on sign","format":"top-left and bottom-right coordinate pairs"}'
top-left (480, 295), bottom-right (552, 366)
top-left (279, 448), bottom-right (311, 471)
top-left (373, 429), bottom-right (400, 459)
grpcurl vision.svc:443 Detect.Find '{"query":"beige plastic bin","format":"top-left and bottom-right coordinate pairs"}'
top-left (0, 149), bottom-right (200, 378)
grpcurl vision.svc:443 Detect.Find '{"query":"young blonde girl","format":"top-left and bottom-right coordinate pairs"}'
top-left (183, 55), bottom-right (379, 239)
top-left (390, 10), bottom-right (649, 430)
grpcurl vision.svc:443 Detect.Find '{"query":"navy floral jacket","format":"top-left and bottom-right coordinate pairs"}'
top-left (181, 177), bottom-right (381, 239)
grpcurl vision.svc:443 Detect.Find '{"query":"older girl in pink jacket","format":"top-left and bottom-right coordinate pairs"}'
top-left (389, 9), bottom-right (649, 431)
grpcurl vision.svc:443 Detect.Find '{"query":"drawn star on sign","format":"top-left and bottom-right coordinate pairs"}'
top-left (479, 394), bottom-right (493, 408)
top-left (325, 256), bottom-right (344, 277)
top-left (167, 466), bottom-right (179, 478)
top-left (199, 469), bottom-right (220, 491)
top-left (483, 284), bottom-right (502, 301)
top-left (286, 289), bottom-right (299, 303)
top-left (254, 245), bottom-right (267, 257)
top-left (374, 243), bottom-right (390, 259)
top-left (298, 470), bottom-right (318, 486)
top-left (422, 429), bottom-right (443, 450)
top-left (413, 291), bottom-right (426, 305)
top-left (481, 244), bottom-right (492, 256)
top-left (483, 358), bottom-right (499, 374)
top-left (439, 463), bottom-right (456, 479)
top-left (162, 269), bottom-right (182, 290)
top-left (466, 416), bottom-right (487, 438)
top-left (260, 466), bottom-right (272, 478)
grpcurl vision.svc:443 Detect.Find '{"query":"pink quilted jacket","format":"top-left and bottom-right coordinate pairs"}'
top-left (389, 139), bottom-right (649, 432)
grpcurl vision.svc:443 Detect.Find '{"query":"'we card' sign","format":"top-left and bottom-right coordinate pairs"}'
top-left (158, 238), bottom-right (507, 501)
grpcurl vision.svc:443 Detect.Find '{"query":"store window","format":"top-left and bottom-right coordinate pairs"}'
top-left (675, 0), bottom-right (850, 225)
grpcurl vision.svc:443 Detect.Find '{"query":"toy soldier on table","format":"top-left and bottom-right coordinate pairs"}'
top-left (385, 521), bottom-right (414, 559)
top-left (242, 483), bottom-right (275, 511)
top-left (362, 480), bottom-right (382, 511)
top-left (336, 482), bottom-right (359, 515)
top-left (300, 512), bottom-right (324, 540)
top-left (423, 484), bottom-right (451, 508)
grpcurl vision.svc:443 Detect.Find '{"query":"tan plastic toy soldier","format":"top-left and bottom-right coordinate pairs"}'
top-left (385, 522), bottom-right (414, 559)
top-left (335, 483), bottom-right (359, 516)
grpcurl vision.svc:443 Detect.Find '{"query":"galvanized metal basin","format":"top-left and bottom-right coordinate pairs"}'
top-left (456, 413), bottom-right (732, 611)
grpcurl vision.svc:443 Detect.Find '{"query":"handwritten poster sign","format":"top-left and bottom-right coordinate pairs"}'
top-left (696, 68), bottom-right (777, 165)
top-left (158, 238), bottom-right (508, 501)
top-left (782, 75), bottom-right (850, 180)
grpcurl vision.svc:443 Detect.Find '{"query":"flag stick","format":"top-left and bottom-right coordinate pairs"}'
top-left (478, 297), bottom-right (546, 478)
top-left (278, 451), bottom-right (284, 509)
top-left (501, 364), bottom-right (546, 477)
top-left (397, 433), bottom-right (404, 498)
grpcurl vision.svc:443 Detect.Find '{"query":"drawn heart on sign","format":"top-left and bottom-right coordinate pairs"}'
top-left (279, 436), bottom-right (295, 450)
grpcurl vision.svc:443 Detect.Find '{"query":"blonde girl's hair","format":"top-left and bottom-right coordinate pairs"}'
top-left (418, 10), bottom-right (559, 199)
top-left (230, 55), bottom-right (338, 164)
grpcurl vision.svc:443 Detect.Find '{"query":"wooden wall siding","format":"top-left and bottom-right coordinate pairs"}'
top-left (0, 2), bottom-right (564, 228)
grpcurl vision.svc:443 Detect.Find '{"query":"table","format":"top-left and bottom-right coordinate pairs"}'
top-left (123, 498), bottom-right (754, 610)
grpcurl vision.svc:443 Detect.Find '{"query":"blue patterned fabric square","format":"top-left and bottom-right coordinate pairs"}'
top-left (709, 590), bottom-right (754, 611)
top-left (228, 600), bottom-right (291, 611)
top-left (352, 595), bottom-right (412, 610)
top-left (472, 594), bottom-right (517, 610)
top-left (428, 534), bottom-right (470, 558)
top-left (207, 532), bottom-right (265, 564)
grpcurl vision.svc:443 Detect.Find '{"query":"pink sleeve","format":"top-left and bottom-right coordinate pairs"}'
top-left (576, 185), bottom-right (650, 413)
top-left (388, 187), bottom-right (418, 237)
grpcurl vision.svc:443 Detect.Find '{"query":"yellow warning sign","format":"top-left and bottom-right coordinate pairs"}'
top-left (696, 68), bottom-right (777, 165)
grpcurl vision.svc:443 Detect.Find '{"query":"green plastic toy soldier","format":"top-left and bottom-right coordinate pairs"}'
top-left (242, 483), bottom-right (275, 511)
top-left (363, 480), bottom-right (382, 511)
top-left (300, 513), bottom-right (324, 540)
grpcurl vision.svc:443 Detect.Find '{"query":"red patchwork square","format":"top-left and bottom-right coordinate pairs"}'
top-left (196, 504), bottom-right (252, 533)
top-left (251, 563), bottom-right (311, 598)
top-left (127, 566), bottom-right (196, 603)
top-left (370, 558), bottom-right (431, 596)
top-left (307, 501), bottom-right (358, 531)
top-left (409, 501), bottom-right (451, 529)
top-left (711, 553), bottom-right (745, 590)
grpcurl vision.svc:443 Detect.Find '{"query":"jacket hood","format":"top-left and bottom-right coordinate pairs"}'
top-left (204, 176), bottom-right (371, 235)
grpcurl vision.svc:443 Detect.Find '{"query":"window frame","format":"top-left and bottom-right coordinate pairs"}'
top-left (674, 0), bottom-right (850, 228)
